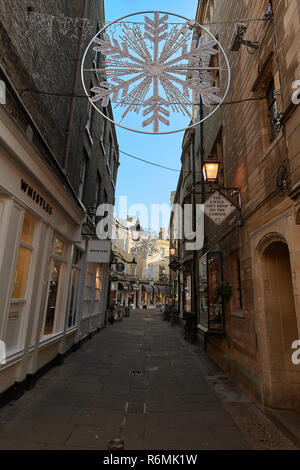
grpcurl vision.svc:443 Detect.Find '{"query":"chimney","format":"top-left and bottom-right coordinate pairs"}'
top-left (159, 228), bottom-right (166, 240)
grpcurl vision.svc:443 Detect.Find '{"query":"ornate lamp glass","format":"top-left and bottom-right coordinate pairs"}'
top-left (170, 246), bottom-right (176, 257)
top-left (203, 160), bottom-right (221, 182)
top-left (130, 223), bottom-right (141, 241)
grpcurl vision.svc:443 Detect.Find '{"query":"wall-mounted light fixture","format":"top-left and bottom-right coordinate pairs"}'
top-left (170, 246), bottom-right (176, 257)
top-left (229, 23), bottom-right (259, 52)
top-left (202, 159), bottom-right (221, 183)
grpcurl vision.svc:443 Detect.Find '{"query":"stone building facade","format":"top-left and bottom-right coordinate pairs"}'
top-left (170, 0), bottom-right (300, 410)
top-left (0, 1), bottom-right (119, 401)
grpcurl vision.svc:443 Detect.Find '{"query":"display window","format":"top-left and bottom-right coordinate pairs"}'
top-left (93, 265), bottom-right (102, 313)
top-left (43, 235), bottom-right (67, 336)
top-left (6, 214), bottom-right (36, 352)
top-left (185, 275), bottom-right (192, 312)
top-left (67, 246), bottom-right (82, 329)
top-left (198, 252), bottom-right (225, 331)
top-left (198, 257), bottom-right (208, 328)
top-left (83, 263), bottom-right (95, 316)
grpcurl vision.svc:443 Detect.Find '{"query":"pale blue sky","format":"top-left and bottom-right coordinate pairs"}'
top-left (104, 0), bottom-right (199, 230)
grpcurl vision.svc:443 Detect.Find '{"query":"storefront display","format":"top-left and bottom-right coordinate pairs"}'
top-left (198, 257), bottom-right (208, 328)
top-left (198, 252), bottom-right (225, 331)
top-left (6, 214), bottom-right (36, 352)
top-left (44, 236), bottom-right (68, 336)
top-left (67, 247), bottom-right (83, 329)
top-left (185, 275), bottom-right (192, 312)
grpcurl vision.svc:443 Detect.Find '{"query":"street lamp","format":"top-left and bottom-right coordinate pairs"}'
top-left (170, 246), bottom-right (176, 257)
top-left (130, 222), bottom-right (141, 241)
top-left (202, 159), bottom-right (221, 183)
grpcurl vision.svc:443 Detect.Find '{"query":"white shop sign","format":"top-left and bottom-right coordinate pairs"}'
top-left (204, 191), bottom-right (236, 226)
top-left (87, 240), bottom-right (111, 263)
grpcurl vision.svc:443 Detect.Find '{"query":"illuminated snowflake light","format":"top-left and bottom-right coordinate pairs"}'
top-left (81, 11), bottom-right (230, 134)
top-left (131, 232), bottom-right (159, 260)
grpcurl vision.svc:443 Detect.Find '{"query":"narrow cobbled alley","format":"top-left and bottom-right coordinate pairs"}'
top-left (0, 311), bottom-right (297, 450)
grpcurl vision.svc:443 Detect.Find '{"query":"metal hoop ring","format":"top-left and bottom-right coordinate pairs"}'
top-left (81, 11), bottom-right (231, 135)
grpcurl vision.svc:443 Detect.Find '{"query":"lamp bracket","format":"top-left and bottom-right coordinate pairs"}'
top-left (239, 39), bottom-right (259, 50)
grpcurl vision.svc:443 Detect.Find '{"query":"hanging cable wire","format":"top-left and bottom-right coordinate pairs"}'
top-left (19, 88), bottom-right (267, 107)
top-left (90, 134), bottom-right (181, 172)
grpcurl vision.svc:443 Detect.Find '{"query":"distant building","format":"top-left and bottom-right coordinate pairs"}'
top-left (111, 220), bottom-right (170, 309)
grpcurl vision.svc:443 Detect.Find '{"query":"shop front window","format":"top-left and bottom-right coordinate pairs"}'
top-left (93, 265), bottom-right (102, 313)
top-left (67, 247), bottom-right (82, 328)
top-left (45, 260), bottom-right (62, 335)
top-left (185, 275), bottom-right (192, 312)
top-left (199, 253), bottom-right (224, 331)
top-left (83, 263), bottom-right (95, 315)
top-left (11, 215), bottom-right (35, 299)
top-left (198, 257), bottom-right (208, 328)
top-left (20, 215), bottom-right (35, 245)
top-left (207, 252), bottom-right (224, 331)
top-left (12, 246), bottom-right (31, 299)
top-left (54, 237), bottom-right (64, 256)
top-left (43, 235), bottom-right (66, 336)
top-left (7, 214), bottom-right (35, 352)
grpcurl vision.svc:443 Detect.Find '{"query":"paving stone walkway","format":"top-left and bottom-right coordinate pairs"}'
top-left (0, 310), bottom-right (296, 450)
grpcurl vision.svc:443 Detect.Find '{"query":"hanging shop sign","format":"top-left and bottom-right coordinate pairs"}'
top-left (169, 259), bottom-right (181, 272)
top-left (81, 11), bottom-right (230, 135)
top-left (204, 191), bottom-right (236, 226)
top-left (115, 262), bottom-right (125, 273)
top-left (87, 240), bottom-right (111, 263)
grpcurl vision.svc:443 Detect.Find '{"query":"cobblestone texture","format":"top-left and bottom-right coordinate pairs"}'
top-left (0, 310), bottom-right (297, 450)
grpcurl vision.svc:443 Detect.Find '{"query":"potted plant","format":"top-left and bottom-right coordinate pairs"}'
top-left (214, 282), bottom-right (232, 302)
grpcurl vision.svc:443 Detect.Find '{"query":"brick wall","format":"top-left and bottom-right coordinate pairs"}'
top-left (0, 0), bottom-right (118, 210)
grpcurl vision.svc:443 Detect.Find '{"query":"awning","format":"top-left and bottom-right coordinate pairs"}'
top-left (142, 284), bottom-right (152, 293)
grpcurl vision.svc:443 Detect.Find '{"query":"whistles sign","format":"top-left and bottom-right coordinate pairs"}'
top-left (87, 240), bottom-right (111, 263)
top-left (21, 179), bottom-right (53, 215)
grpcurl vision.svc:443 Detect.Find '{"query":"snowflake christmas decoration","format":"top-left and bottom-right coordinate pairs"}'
top-left (81, 11), bottom-right (230, 134)
top-left (131, 232), bottom-right (159, 260)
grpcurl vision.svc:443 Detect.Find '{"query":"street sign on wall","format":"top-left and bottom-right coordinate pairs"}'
top-left (86, 240), bottom-right (111, 263)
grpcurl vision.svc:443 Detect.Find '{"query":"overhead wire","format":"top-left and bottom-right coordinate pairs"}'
top-left (18, 12), bottom-right (271, 175)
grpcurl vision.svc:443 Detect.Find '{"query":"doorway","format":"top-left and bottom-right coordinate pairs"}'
top-left (261, 241), bottom-right (299, 408)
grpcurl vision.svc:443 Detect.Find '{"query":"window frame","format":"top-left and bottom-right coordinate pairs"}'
top-left (6, 212), bottom-right (37, 354)
top-left (42, 235), bottom-right (68, 337)
top-left (66, 246), bottom-right (83, 329)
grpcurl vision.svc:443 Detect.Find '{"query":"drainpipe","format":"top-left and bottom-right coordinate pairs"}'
top-left (191, 132), bottom-right (198, 320)
top-left (199, 99), bottom-right (208, 350)
top-left (63, 0), bottom-right (88, 171)
top-left (198, 31), bottom-right (206, 349)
